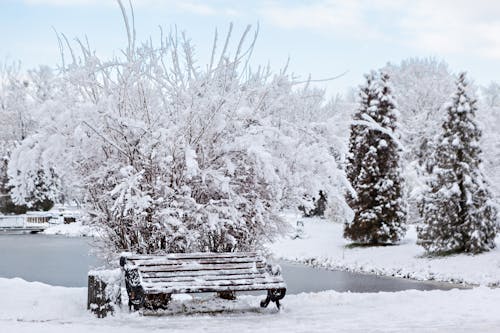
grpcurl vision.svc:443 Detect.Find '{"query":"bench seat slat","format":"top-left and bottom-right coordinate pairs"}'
top-left (140, 268), bottom-right (268, 279)
top-left (143, 282), bottom-right (287, 294)
top-left (143, 276), bottom-right (284, 288)
top-left (142, 273), bottom-right (270, 283)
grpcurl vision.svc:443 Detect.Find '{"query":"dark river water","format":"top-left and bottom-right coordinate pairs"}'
top-left (0, 234), bottom-right (458, 293)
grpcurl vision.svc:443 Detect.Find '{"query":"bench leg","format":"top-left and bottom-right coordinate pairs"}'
top-left (124, 267), bottom-right (145, 311)
top-left (260, 291), bottom-right (272, 308)
top-left (128, 288), bottom-right (145, 311)
top-left (260, 288), bottom-right (286, 309)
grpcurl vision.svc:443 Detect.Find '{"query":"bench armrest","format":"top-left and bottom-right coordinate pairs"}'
top-left (266, 263), bottom-right (282, 276)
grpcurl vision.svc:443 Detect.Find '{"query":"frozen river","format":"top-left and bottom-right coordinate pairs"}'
top-left (0, 234), bottom-right (458, 293)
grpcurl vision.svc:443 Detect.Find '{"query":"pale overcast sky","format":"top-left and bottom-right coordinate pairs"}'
top-left (2, 0), bottom-right (500, 95)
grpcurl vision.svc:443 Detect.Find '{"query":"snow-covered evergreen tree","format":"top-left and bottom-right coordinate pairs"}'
top-left (344, 71), bottom-right (407, 244)
top-left (418, 73), bottom-right (498, 254)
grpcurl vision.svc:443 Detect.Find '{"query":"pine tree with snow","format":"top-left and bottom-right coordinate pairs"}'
top-left (418, 73), bottom-right (498, 254)
top-left (344, 71), bottom-right (407, 244)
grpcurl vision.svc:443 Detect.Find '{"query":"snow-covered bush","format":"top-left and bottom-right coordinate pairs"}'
top-left (344, 71), bottom-right (407, 244)
top-left (8, 5), bottom-right (348, 256)
top-left (481, 82), bottom-right (500, 108)
top-left (0, 148), bottom-right (28, 214)
top-left (0, 62), bottom-right (34, 143)
top-left (7, 137), bottom-right (60, 210)
top-left (418, 73), bottom-right (497, 254)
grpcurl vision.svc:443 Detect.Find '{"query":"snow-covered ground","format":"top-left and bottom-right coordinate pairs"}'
top-left (1, 277), bottom-right (500, 333)
top-left (42, 221), bottom-right (101, 238)
top-left (269, 214), bottom-right (500, 286)
top-left (3, 212), bottom-right (500, 332)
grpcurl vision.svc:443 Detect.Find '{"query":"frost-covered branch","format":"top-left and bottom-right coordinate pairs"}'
top-left (351, 113), bottom-right (405, 151)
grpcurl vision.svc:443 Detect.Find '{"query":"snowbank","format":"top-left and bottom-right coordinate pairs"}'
top-left (269, 214), bottom-right (500, 286)
top-left (1, 277), bottom-right (499, 332)
top-left (43, 221), bottom-right (101, 238)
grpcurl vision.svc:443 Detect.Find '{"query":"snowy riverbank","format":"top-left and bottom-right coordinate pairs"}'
top-left (42, 221), bottom-right (101, 238)
top-left (1, 277), bottom-right (500, 332)
top-left (269, 214), bottom-right (500, 287)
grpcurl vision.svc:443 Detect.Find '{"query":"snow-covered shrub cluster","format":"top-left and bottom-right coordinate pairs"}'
top-left (384, 58), bottom-right (455, 164)
top-left (344, 71), bottom-right (407, 244)
top-left (6, 7), bottom-right (348, 256)
top-left (383, 58), bottom-right (456, 222)
top-left (0, 62), bottom-right (61, 213)
top-left (479, 82), bottom-right (500, 202)
top-left (2, 0), bottom-right (498, 257)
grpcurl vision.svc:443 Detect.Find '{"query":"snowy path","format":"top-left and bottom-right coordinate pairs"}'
top-left (1, 277), bottom-right (500, 332)
top-left (269, 215), bottom-right (500, 286)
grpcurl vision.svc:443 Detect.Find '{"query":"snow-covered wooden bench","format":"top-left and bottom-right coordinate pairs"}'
top-left (119, 252), bottom-right (286, 311)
